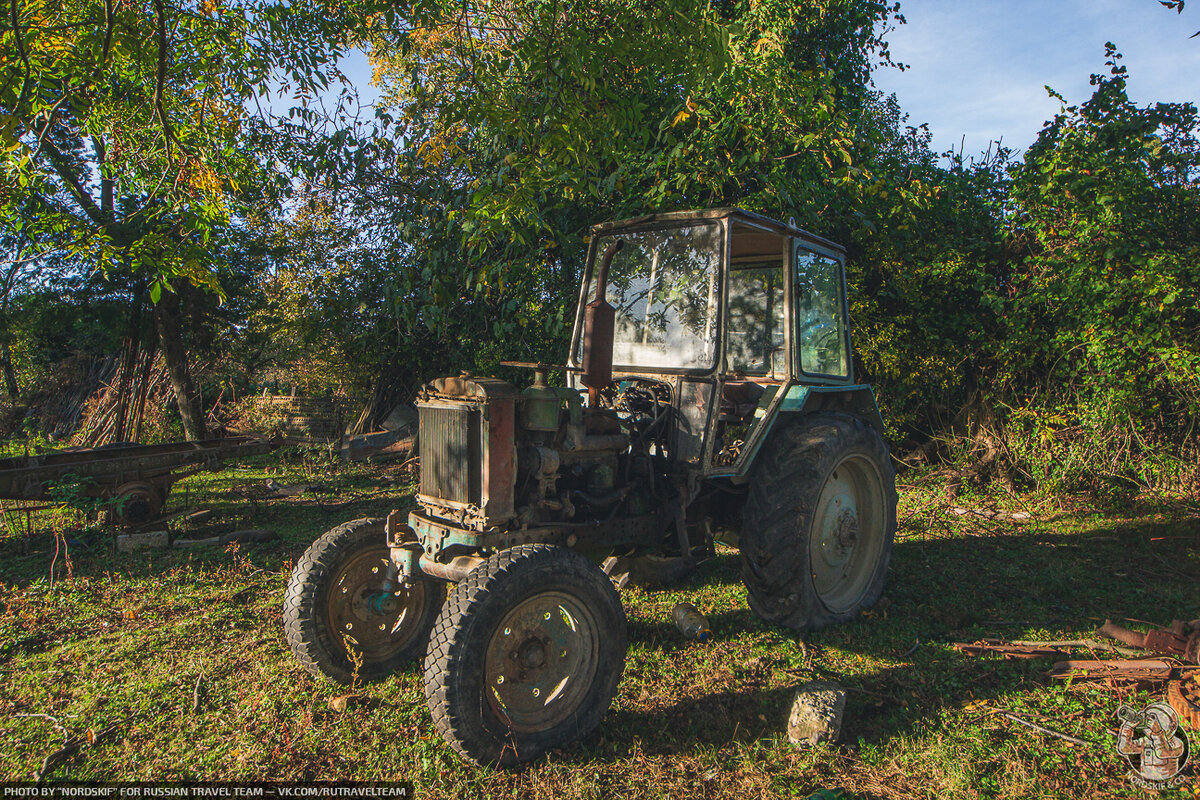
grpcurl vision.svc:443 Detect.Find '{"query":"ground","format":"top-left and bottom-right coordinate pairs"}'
top-left (1, 448), bottom-right (1197, 799)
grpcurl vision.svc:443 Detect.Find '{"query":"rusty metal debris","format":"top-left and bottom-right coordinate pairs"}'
top-left (955, 621), bottom-right (1200, 692)
top-left (0, 436), bottom-right (272, 527)
top-left (1047, 658), bottom-right (1175, 684)
top-left (1167, 675), bottom-right (1200, 729)
top-left (1098, 618), bottom-right (1200, 664)
top-left (952, 640), bottom-right (1067, 659)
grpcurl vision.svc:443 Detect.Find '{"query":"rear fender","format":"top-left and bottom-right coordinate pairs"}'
top-left (730, 384), bottom-right (884, 480)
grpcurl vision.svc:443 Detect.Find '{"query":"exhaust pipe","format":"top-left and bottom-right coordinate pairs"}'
top-left (581, 239), bottom-right (624, 406)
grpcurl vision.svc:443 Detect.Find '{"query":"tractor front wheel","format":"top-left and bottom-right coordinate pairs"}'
top-left (284, 517), bottom-right (444, 684)
top-left (424, 544), bottom-right (627, 765)
top-left (741, 413), bottom-right (897, 631)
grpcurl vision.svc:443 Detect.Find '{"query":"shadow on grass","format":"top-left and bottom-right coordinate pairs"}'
top-left (0, 490), bottom-right (411, 587)
top-left (597, 511), bottom-right (1198, 760)
top-left (4, 481), bottom-right (1196, 780)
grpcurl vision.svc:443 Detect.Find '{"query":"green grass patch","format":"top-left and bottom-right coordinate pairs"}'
top-left (1, 459), bottom-right (1197, 798)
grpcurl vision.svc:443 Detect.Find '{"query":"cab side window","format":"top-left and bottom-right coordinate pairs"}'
top-left (726, 264), bottom-right (785, 375)
top-left (795, 247), bottom-right (848, 377)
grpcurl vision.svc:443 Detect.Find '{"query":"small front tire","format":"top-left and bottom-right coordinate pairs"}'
top-left (424, 544), bottom-right (627, 766)
top-left (284, 517), bottom-right (444, 684)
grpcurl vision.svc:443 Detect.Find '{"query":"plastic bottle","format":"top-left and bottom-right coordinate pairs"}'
top-left (672, 602), bottom-right (712, 642)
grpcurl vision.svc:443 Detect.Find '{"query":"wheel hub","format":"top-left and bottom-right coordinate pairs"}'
top-left (517, 639), bottom-right (547, 669)
top-left (834, 508), bottom-right (859, 549)
top-left (484, 592), bottom-right (599, 734)
top-left (808, 456), bottom-right (887, 615)
top-left (816, 490), bottom-right (858, 570)
top-left (326, 548), bottom-right (427, 664)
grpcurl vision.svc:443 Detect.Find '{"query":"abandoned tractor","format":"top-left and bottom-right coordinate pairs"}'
top-left (284, 208), bottom-right (898, 765)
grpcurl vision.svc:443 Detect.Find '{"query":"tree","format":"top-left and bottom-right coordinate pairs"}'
top-left (1, 0), bottom-right (354, 438)
top-left (278, 0), bottom-right (903, 423)
top-left (1004, 47), bottom-right (1199, 485)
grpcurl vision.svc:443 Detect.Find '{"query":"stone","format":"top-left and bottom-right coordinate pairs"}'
top-left (787, 681), bottom-right (846, 746)
top-left (116, 530), bottom-right (169, 552)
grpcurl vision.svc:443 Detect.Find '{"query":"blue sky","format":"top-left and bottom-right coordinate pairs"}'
top-left (870, 0), bottom-right (1200, 159)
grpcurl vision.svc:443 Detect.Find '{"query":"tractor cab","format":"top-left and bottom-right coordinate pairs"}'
top-left (568, 208), bottom-right (876, 478)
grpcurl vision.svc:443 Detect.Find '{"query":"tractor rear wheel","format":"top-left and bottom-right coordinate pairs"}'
top-left (741, 413), bottom-right (896, 631)
top-left (424, 544), bottom-right (627, 765)
top-left (284, 517), bottom-right (444, 684)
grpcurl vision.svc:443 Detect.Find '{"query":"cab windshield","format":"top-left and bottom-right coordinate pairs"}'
top-left (582, 224), bottom-right (722, 370)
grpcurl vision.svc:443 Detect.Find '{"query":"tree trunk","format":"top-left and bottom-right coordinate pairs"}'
top-left (0, 341), bottom-right (18, 399)
top-left (154, 289), bottom-right (206, 441)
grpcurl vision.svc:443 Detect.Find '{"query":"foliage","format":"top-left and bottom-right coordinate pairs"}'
top-left (3, 0), bottom-right (1199, 496)
top-left (1, 0), bottom-right (365, 437)
top-left (278, 0), bottom-right (904, 415)
top-left (999, 48), bottom-right (1200, 491)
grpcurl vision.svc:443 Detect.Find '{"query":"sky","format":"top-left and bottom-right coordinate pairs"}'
top-left (870, 0), bottom-right (1200, 159)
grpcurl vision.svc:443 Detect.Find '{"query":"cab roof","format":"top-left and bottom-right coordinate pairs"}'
top-left (590, 207), bottom-right (846, 255)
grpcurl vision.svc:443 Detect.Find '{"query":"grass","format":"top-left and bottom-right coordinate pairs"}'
top-left (1, 450), bottom-right (1197, 798)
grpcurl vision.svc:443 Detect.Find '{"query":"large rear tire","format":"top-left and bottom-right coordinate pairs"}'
top-left (741, 413), bottom-right (897, 632)
top-left (284, 517), bottom-right (444, 684)
top-left (424, 544), bottom-right (627, 766)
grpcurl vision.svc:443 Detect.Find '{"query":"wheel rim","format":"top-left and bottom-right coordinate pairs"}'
top-left (809, 454), bottom-right (886, 614)
top-left (325, 546), bottom-right (432, 667)
top-left (112, 482), bottom-right (161, 526)
top-left (483, 591), bottom-right (601, 734)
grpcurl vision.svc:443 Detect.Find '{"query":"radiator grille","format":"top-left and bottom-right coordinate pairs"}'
top-left (419, 402), bottom-right (481, 506)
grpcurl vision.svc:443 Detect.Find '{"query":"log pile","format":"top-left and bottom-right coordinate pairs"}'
top-left (20, 355), bottom-right (119, 438)
top-left (72, 349), bottom-right (172, 447)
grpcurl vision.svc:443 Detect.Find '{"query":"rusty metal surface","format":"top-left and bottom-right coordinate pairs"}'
top-left (417, 377), bottom-right (517, 530)
top-left (408, 506), bottom-right (671, 563)
top-left (580, 240), bottom-right (623, 402)
top-left (1047, 658), bottom-right (1174, 683)
top-left (952, 640), bottom-right (1067, 659)
top-left (483, 590), bottom-right (600, 734)
top-left (325, 543), bottom-right (436, 666)
top-left (1098, 619), bottom-right (1194, 659)
top-left (1168, 676), bottom-right (1200, 728)
top-left (416, 553), bottom-right (485, 583)
top-left (0, 436), bottom-right (272, 502)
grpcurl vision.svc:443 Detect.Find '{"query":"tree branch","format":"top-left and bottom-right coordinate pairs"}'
top-left (37, 136), bottom-right (107, 226)
top-left (30, 95), bottom-right (70, 159)
top-left (152, 0), bottom-right (176, 156)
top-left (94, 135), bottom-right (114, 220)
top-left (100, 0), bottom-right (115, 67)
top-left (10, 0), bottom-right (32, 112)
